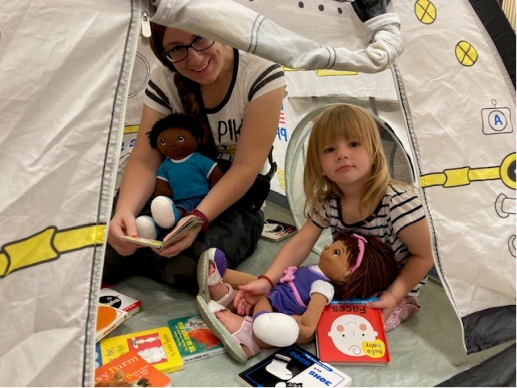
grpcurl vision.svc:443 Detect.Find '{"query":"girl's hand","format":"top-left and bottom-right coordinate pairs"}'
top-left (366, 290), bottom-right (398, 322)
top-left (234, 278), bottom-right (273, 316)
top-left (107, 210), bottom-right (139, 256)
top-left (152, 216), bottom-right (201, 258)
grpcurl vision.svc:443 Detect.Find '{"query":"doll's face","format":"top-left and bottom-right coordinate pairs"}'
top-left (319, 239), bottom-right (353, 282)
top-left (157, 127), bottom-right (200, 160)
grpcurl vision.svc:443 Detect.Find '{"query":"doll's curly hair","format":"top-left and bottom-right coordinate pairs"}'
top-left (332, 231), bottom-right (400, 301)
top-left (147, 113), bottom-right (206, 149)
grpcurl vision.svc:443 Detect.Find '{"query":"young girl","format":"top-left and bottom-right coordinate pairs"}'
top-left (199, 103), bottom-right (434, 361)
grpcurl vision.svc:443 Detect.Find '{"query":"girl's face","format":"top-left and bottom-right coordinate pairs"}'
top-left (319, 239), bottom-right (353, 282)
top-left (162, 28), bottom-right (226, 85)
top-left (319, 137), bottom-right (372, 190)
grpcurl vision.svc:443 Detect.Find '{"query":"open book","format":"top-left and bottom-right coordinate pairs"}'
top-left (120, 216), bottom-right (202, 250)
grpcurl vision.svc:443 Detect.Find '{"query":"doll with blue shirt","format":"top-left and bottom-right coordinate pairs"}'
top-left (136, 113), bottom-right (223, 239)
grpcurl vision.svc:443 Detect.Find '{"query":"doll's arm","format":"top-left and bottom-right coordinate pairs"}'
top-left (154, 179), bottom-right (173, 198)
top-left (208, 166), bottom-right (223, 189)
top-left (297, 293), bottom-right (328, 340)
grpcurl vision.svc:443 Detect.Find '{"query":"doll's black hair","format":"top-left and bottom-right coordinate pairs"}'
top-left (147, 113), bottom-right (206, 149)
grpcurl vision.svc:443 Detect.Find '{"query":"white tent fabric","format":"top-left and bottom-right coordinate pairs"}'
top-left (0, 0), bottom-right (142, 385)
top-left (0, 0), bottom-right (514, 386)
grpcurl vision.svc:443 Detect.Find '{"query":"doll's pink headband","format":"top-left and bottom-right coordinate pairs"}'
top-left (351, 234), bottom-right (367, 273)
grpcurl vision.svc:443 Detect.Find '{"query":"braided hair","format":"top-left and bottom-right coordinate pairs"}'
top-left (149, 22), bottom-right (215, 159)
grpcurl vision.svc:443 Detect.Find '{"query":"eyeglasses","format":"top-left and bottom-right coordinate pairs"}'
top-left (164, 36), bottom-right (216, 63)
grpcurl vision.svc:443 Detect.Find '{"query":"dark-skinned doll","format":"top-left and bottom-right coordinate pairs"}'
top-left (135, 113), bottom-right (223, 239)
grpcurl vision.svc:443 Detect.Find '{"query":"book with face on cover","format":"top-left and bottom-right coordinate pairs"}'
top-left (99, 327), bottom-right (184, 374)
top-left (99, 287), bottom-right (142, 317)
top-left (237, 345), bottom-right (352, 387)
top-left (168, 314), bottom-right (225, 363)
top-left (260, 218), bottom-right (298, 242)
top-left (120, 216), bottom-right (202, 249)
top-left (315, 299), bottom-right (390, 366)
top-left (94, 351), bottom-right (171, 387)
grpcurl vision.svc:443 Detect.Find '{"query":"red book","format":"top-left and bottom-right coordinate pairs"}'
top-left (315, 300), bottom-right (390, 365)
top-left (94, 351), bottom-right (171, 387)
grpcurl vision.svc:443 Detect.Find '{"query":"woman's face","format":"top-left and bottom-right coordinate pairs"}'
top-left (162, 28), bottom-right (226, 85)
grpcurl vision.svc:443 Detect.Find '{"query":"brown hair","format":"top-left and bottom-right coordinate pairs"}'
top-left (332, 231), bottom-right (399, 301)
top-left (303, 104), bottom-right (391, 220)
top-left (149, 23), bottom-right (212, 152)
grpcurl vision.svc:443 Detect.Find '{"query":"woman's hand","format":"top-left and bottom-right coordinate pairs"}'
top-left (366, 290), bottom-right (398, 321)
top-left (107, 210), bottom-right (139, 256)
top-left (152, 215), bottom-right (201, 258)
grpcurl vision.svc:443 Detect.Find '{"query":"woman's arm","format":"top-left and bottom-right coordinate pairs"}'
top-left (158, 86), bottom-right (285, 257)
top-left (107, 105), bottom-right (165, 254)
top-left (367, 218), bottom-right (434, 320)
top-left (197, 86), bottom-right (285, 221)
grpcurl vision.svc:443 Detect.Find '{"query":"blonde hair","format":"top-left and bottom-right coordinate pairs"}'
top-left (304, 104), bottom-right (391, 220)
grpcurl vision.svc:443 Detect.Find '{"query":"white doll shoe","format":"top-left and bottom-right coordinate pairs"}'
top-left (135, 215), bottom-right (159, 240)
top-left (151, 196), bottom-right (180, 229)
top-left (252, 312), bottom-right (299, 347)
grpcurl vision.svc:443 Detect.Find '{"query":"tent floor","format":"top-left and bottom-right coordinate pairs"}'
top-left (104, 201), bottom-right (515, 387)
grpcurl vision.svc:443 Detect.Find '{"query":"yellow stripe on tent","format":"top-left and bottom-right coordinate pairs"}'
top-left (0, 224), bottom-right (105, 278)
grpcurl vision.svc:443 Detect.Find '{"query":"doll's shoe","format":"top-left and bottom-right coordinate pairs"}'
top-left (135, 215), bottom-right (160, 240)
top-left (151, 196), bottom-right (181, 229)
top-left (196, 296), bottom-right (260, 363)
top-left (197, 248), bottom-right (235, 305)
top-left (252, 312), bottom-right (299, 347)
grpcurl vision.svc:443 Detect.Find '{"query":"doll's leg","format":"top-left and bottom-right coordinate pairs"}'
top-left (135, 215), bottom-right (160, 240)
top-left (252, 298), bottom-right (300, 347)
top-left (224, 269), bottom-right (257, 289)
top-left (151, 196), bottom-right (181, 229)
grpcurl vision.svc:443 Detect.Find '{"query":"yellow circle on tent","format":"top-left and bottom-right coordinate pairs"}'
top-left (415, 0), bottom-right (437, 24)
top-left (500, 153), bottom-right (516, 190)
top-left (456, 41), bottom-right (478, 66)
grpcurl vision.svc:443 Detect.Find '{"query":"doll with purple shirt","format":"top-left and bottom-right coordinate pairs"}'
top-left (196, 231), bottom-right (400, 363)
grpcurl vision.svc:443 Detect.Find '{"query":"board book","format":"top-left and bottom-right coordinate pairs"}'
top-left (99, 327), bottom-right (184, 373)
top-left (120, 216), bottom-right (202, 249)
top-left (94, 351), bottom-right (171, 387)
top-left (99, 287), bottom-right (142, 317)
top-left (95, 305), bottom-right (129, 343)
top-left (168, 314), bottom-right (225, 363)
top-left (315, 299), bottom-right (390, 365)
top-left (237, 344), bottom-right (352, 387)
top-left (260, 218), bottom-right (298, 242)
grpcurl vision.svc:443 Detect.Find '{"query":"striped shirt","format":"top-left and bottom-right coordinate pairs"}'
top-left (312, 184), bottom-right (428, 295)
top-left (144, 49), bottom-right (286, 162)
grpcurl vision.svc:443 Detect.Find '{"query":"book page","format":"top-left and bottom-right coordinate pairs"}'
top-left (120, 216), bottom-right (202, 250)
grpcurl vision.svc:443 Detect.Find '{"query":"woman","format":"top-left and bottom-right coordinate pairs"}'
top-left (103, 24), bottom-right (286, 292)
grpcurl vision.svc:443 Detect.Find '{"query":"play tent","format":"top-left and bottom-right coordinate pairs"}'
top-left (0, 0), bottom-right (515, 386)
